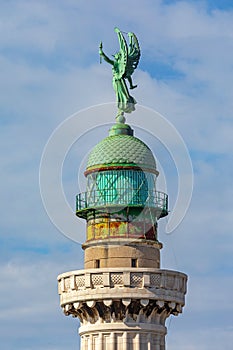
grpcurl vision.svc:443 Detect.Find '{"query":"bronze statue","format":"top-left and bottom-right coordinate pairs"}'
top-left (99, 27), bottom-right (140, 121)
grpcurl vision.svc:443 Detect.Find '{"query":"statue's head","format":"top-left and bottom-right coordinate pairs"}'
top-left (112, 52), bottom-right (121, 60)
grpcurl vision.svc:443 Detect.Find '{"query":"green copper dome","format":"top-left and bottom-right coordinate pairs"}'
top-left (86, 124), bottom-right (157, 174)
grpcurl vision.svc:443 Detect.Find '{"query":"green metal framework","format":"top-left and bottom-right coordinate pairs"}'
top-left (87, 169), bottom-right (152, 203)
top-left (76, 169), bottom-right (168, 219)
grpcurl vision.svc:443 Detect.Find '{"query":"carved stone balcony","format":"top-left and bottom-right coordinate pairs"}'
top-left (58, 268), bottom-right (187, 322)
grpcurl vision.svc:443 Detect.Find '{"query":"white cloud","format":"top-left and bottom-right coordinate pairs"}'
top-left (0, 251), bottom-right (83, 349)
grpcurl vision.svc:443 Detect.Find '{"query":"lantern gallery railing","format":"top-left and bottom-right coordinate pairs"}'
top-left (76, 190), bottom-right (168, 217)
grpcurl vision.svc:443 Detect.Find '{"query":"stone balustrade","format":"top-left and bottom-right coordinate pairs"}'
top-left (58, 268), bottom-right (187, 315)
top-left (58, 268), bottom-right (187, 295)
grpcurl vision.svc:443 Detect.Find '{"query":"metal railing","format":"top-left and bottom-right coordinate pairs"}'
top-left (76, 189), bottom-right (168, 214)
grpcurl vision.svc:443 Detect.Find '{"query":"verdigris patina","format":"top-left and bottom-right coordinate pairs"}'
top-left (99, 27), bottom-right (140, 122)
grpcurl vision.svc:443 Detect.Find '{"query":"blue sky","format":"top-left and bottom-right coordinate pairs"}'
top-left (1, 0), bottom-right (233, 349)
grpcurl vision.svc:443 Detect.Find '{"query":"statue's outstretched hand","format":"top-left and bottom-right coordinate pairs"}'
top-left (99, 42), bottom-right (103, 55)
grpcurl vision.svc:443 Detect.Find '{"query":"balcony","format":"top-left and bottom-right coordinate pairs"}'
top-left (57, 268), bottom-right (187, 318)
top-left (76, 190), bottom-right (168, 219)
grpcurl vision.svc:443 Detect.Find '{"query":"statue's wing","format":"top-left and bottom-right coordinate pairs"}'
top-left (114, 27), bottom-right (128, 79)
top-left (126, 32), bottom-right (141, 76)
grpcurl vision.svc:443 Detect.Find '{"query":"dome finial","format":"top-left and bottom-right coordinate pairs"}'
top-left (115, 111), bottom-right (126, 124)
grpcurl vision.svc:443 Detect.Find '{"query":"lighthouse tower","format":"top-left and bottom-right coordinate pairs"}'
top-left (58, 27), bottom-right (187, 349)
top-left (57, 119), bottom-right (187, 349)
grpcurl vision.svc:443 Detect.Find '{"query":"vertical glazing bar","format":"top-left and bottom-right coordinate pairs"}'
top-left (126, 170), bottom-right (128, 204)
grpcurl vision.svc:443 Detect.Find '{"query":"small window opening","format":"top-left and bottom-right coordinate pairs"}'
top-left (131, 258), bottom-right (137, 267)
top-left (95, 259), bottom-right (100, 268)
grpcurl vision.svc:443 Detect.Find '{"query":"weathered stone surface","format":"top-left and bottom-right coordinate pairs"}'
top-left (84, 240), bottom-right (161, 269)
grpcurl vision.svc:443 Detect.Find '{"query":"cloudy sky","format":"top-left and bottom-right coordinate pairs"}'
top-left (1, 0), bottom-right (233, 349)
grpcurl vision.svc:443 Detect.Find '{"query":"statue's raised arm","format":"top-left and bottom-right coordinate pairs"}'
top-left (99, 27), bottom-right (141, 122)
top-left (99, 42), bottom-right (114, 65)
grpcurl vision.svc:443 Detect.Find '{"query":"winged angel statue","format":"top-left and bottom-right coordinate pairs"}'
top-left (99, 27), bottom-right (140, 120)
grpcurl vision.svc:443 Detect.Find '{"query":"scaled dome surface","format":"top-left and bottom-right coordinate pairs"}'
top-left (86, 131), bottom-right (157, 174)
